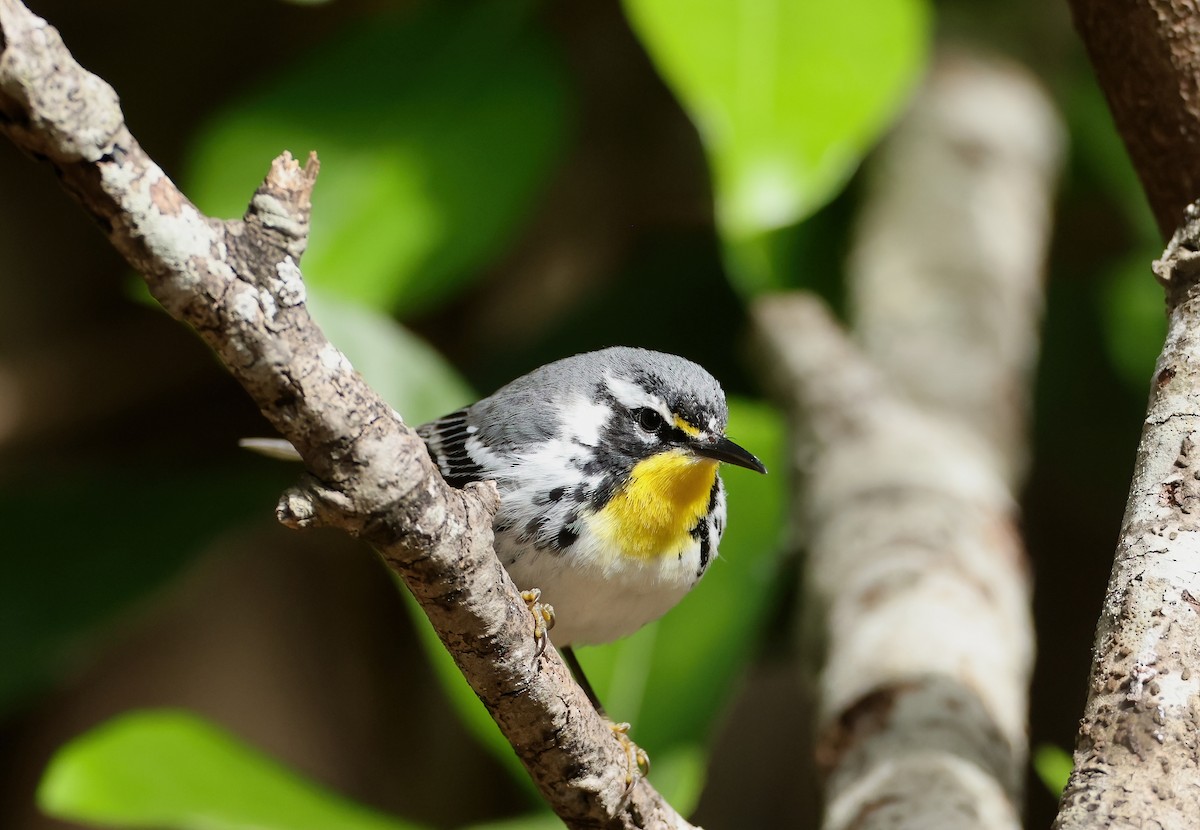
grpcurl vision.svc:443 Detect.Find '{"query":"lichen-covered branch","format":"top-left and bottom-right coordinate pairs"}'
top-left (1051, 206), bottom-right (1200, 829)
top-left (755, 55), bottom-right (1061, 830)
top-left (0, 1), bottom-right (689, 826)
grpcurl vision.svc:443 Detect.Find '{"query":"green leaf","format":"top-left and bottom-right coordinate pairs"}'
top-left (1032, 743), bottom-right (1073, 796)
top-left (306, 289), bottom-right (474, 424)
top-left (623, 0), bottom-right (930, 292)
top-left (186, 1), bottom-right (570, 314)
top-left (38, 710), bottom-right (424, 830)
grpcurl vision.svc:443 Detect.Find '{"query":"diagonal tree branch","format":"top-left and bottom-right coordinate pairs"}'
top-left (0, 1), bottom-right (690, 827)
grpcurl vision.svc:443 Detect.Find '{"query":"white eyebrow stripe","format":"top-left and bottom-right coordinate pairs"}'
top-left (603, 373), bottom-right (671, 420)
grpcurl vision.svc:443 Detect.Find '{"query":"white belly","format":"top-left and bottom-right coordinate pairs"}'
top-left (501, 543), bottom-right (701, 646)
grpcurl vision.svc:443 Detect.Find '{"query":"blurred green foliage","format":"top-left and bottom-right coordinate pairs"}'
top-left (1033, 743), bottom-right (1073, 796)
top-left (306, 288), bottom-right (475, 423)
top-left (39, 710), bottom-right (423, 830)
top-left (1100, 253), bottom-right (1167, 390)
top-left (0, 466), bottom-right (288, 716)
top-left (1059, 68), bottom-right (1165, 394)
top-left (187, 1), bottom-right (571, 315)
top-left (624, 0), bottom-right (930, 294)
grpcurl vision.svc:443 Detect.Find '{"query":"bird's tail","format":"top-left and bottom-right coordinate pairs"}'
top-left (239, 437), bottom-right (303, 462)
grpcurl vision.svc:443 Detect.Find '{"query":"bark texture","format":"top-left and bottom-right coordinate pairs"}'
top-left (755, 56), bottom-right (1062, 830)
top-left (1052, 207), bottom-right (1200, 829)
top-left (0, 2), bottom-right (689, 827)
top-left (1068, 0), bottom-right (1200, 239)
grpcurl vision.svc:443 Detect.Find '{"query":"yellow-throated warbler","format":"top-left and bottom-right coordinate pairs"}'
top-left (245, 347), bottom-right (765, 692)
top-left (417, 347), bottom-right (766, 648)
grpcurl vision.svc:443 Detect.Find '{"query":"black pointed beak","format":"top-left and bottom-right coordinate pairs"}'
top-left (691, 435), bottom-right (767, 474)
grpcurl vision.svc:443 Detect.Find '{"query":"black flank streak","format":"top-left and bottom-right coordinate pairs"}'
top-left (557, 524), bottom-right (579, 550)
top-left (698, 531), bottom-right (711, 576)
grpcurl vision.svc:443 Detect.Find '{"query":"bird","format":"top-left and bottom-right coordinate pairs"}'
top-left (244, 346), bottom-right (765, 771)
top-left (415, 346), bottom-right (766, 651)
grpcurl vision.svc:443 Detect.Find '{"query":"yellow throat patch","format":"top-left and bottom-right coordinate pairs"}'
top-left (591, 449), bottom-right (719, 560)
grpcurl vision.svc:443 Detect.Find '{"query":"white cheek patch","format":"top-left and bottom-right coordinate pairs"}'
top-left (559, 394), bottom-right (610, 447)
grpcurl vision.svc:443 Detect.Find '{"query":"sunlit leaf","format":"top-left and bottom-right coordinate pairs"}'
top-left (624, 0), bottom-right (930, 293)
top-left (38, 710), bottom-right (423, 830)
top-left (187, 1), bottom-right (570, 314)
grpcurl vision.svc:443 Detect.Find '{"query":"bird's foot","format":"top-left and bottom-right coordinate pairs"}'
top-left (608, 720), bottom-right (650, 788)
top-left (520, 588), bottom-right (555, 658)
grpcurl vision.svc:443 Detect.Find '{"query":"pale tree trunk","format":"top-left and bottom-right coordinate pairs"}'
top-left (755, 54), bottom-right (1063, 829)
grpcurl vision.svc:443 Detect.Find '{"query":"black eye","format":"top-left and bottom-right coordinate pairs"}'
top-left (635, 407), bottom-right (664, 432)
